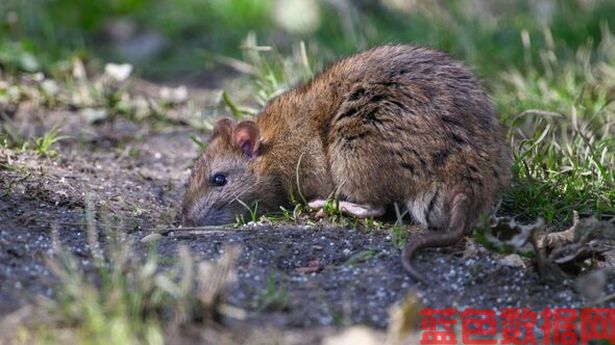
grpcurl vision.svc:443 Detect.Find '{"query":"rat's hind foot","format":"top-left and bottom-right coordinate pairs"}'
top-left (308, 199), bottom-right (385, 218)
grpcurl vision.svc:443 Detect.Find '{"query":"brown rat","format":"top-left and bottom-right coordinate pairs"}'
top-left (181, 44), bottom-right (512, 282)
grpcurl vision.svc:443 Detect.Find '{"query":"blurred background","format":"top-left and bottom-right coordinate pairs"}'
top-left (2, 0), bottom-right (615, 81)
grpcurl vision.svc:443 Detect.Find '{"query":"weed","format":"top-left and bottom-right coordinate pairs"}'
top-left (390, 225), bottom-right (407, 250)
top-left (322, 198), bottom-right (342, 217)
top-left (240, 33), bottom-right (315, 105)
top-left (221, 91), bottom-right (250, 119)
top-left (363, 218), bottom-right (384, 232)
top-left (235, 199), bottom-right (260, 225)
top-left (389, 203), bottom-right (409, 249)
top-left (278, 203), bottom-right (305, 223)
top-left (255, 273), bottom-right (288, 312)
top-left (497, 27), bottom-right (615, 224)
top-left (344, 249), bottom-right (379, 266)
top-left (0, 120), bottom-right (27, 151)
top-left (189, 135), bottom-right (207, 152)
top-left (32, 127), bottom-right (69, 157)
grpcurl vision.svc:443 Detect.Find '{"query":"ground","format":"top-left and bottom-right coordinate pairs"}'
top-left (0, 77), bottom-right (613, 343)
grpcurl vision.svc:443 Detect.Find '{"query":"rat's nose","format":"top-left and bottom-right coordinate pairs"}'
top-left (179, 203), bottom-right (202, 226)
top-left (179, 212), bottom-right (193, 226)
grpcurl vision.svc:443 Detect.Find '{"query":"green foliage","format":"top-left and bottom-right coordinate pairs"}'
top-left (33, 127), bottom-right (69, 157)
top-left (344, 249), bottom-right (379, 266)
top-left (7, 0), bottom-right (614, 78)
top-left (235, 199), bottom-right (260, 225)
top-left (277, 203), bottom-right (305, 223)
top-left (0, 41), bottom-right (40, 73)
top-left (390, 203), bottom-right (409, 249)
top-left (0, 124), bottom-right (67, 157)
top-left (255, 273), bottom-right (289, 312)
top-left (497, 27), bottom-right (615, 224)
top-left (190, 135), bottom-right (207, 152)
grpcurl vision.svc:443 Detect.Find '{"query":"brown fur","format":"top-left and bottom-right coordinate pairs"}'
top-left (181, 45), bottom-right (512, 281)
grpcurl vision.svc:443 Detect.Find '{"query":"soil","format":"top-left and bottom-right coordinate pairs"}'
top-left (0, 81), bottom-right (613, 344)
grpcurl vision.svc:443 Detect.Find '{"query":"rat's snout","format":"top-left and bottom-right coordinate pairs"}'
top-left (179, 208), bottom-right (199, 226)
top-left (180, 196), bottom-right (209, 226)
top-left (179, 206), bottom-right (198, 226)
top-left (180, 197), bottom-right (236, 226)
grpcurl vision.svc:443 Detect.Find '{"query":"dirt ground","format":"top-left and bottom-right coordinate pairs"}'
top-left (1, 81), bottom-right (614, 343)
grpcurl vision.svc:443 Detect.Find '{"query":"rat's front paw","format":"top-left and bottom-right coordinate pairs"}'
top-left (308, 199), bottom-right (385, 218)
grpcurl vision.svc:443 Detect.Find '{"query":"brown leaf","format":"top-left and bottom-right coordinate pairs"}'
top-left (295, 256), bottom-right (324, 273)
top-left (484, 215), bottom-right (545, 251)
top-left (542, 211), bottom-right (579, 248)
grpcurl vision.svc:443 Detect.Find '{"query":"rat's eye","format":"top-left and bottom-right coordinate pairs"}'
top-left (210, 173), bottom-right (227, 187)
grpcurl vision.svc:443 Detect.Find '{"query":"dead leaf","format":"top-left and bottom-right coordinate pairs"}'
top-left (295, 256), bottom-right (324, 273)
top-left (541, 211), bottom-right (579, 248)
top-left (538, 211), bottom-right (615, 272)
top-left (542, 211), bottom-right (615, 249)
top-left (481, 216), bottom-right (545, 252)
top-left (601, 249), bottom-right (615, 268)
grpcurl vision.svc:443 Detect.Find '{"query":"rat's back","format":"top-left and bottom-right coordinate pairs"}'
top-left (314, 45), bottom-right (508, 211)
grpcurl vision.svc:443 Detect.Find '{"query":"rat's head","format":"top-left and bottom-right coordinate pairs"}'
top-left (181, 118), bottom-right (268, 225)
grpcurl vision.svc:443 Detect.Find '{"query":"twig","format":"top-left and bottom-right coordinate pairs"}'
top-left (588, 292), bottom-right (615, 306)
top-left (54, 221), bottom-right (126, 229)
top-left (145, 225), bottom-right (231, 232)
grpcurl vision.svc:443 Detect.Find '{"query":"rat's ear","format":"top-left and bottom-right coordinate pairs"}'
top-left (233, 120), bottom-right (261, 158)
top-left (212, 118), bottom-right (235, 138)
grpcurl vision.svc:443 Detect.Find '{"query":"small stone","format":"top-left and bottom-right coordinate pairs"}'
top-left (140, 233), bottom-right (162, 243)
top-left (323, 326), bottom-right (381, 345)
top-left (498, 254), bottom-right (526, 268)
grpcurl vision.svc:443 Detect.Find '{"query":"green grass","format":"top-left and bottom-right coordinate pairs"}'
top-left (384, 203), bottom-right (410, 249)
top-left (235, 199), bottom-right (261, 225)
top-left (32, 127), bottom-right (69, 157)
top-left (255, 273), bottom-right (289, 312)
top-left (4, 1), bottom-right (615, 78)
top-left (497, 27), bottom-right (615, 224)
top-left (0, 123), bottom-right (68, 158)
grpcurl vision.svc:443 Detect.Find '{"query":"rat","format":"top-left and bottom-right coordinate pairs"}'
top-left (181, 44), bottom-right (512, 282)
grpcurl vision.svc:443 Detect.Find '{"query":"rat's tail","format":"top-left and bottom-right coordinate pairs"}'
top-left (401, 193), bottom-right (470, 283)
